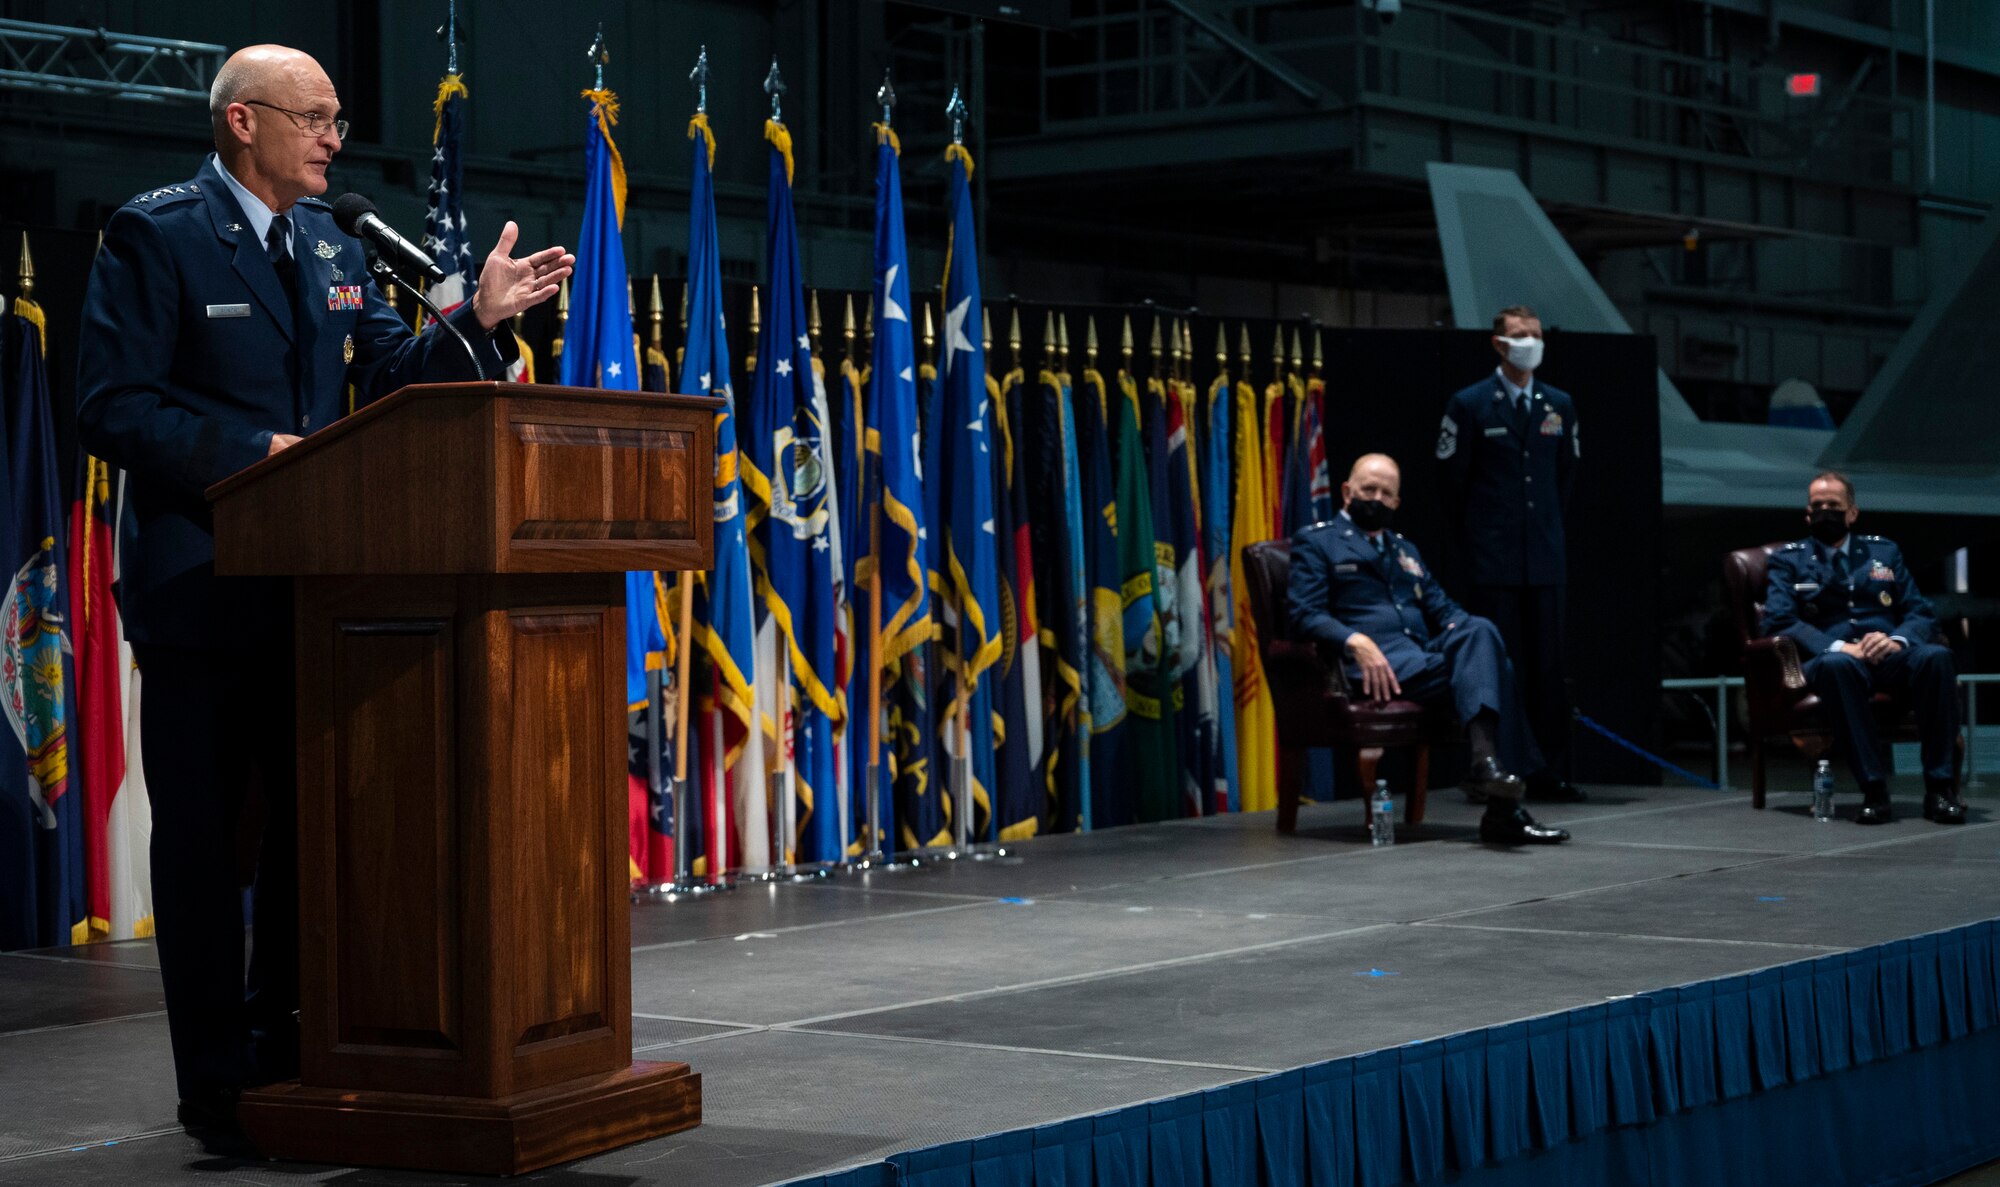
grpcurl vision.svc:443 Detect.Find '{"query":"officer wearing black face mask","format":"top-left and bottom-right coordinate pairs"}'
top-left (1762, 471), bottom-right (1964, 825)
top-left (1288, 453), bottom-right (1569, 845)
top-left (1436, 305), bottom-right (1582, 803)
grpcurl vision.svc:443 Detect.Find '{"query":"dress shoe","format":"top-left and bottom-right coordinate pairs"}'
top-left (1527, 779), bottom-right (1588, 803)
top-left (1924, 791), bottom-right (1967, 825)
top-left (1855, 801), bottom-right (1894, 825)
top-left (1479, 802), bottom-right (1570, 845)
top-left (176, 1087), bottom-right (241, 1136)
top-left (1464, 757), bottom-right (1524, 801)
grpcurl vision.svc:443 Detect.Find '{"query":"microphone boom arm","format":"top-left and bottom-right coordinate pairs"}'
top-left (367, 250), bottom-right (487, 383)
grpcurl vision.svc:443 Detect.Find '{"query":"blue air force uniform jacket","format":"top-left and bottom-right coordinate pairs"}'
top-left (76, 155), bottom-right (510, 648)
top-left (1287, 519), bottom-right (1471, 685)
top-left (1760, 535), bottom-right (1937, 655)
top-left (1435, 373), bottom-right (1578, 587)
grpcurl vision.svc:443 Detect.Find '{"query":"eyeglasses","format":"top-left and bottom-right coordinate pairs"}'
top-left (242, 99), bottom-right (348, 140)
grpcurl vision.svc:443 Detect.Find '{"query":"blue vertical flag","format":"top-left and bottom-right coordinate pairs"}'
top-left (864, 124), bottom-right (934, 852)
top-left (742, 118), bottom-right (843, 864)
top-left (2, 287), bottom-right (85, 949)
top-left (684, 113), bottom-right (764, 872)
top-left (420, 72), bottom-right (476, 322)
top-left (1076, 365), bottom-right (1127, 828)
top-left (936, 143), bottom-right (1002, 841)
top-left (1203, 363), bottom-right (1240, 813)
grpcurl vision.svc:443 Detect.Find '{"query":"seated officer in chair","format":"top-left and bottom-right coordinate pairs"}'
top-left (1287, 453), bottom-right (1569, 845)
top-left (1762, 471), bottom-right (1964, 825)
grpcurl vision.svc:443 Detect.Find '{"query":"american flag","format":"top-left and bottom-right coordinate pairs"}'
top-left (420, 74), bottom-right (475, 325)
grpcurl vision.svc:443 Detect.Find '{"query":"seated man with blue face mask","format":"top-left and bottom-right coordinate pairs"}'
top-left (1287, 453), bottom-right (1569, 845)
top-left (1762, 471), bottom-right (1965, 825)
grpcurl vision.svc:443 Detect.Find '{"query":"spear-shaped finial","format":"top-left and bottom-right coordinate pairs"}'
top-left (1215, 324), bottom-right (1228, 369)
top-left (764, 56), bottom-right (787, 122)
top-left (863, 293), bottom-right (874, 344)
top-left (16, 231), bottom-right (33, 300)
top-left (877, 68), bottom-right (897, 128)
top-left (1120, 315), bottom-right (1134, 368)
top-left (922, 300), bottom-right (935, 364)
top-left (1169, 318), bottom-right (1184, 366)
top-left (586, 22), bottom-right (608, 91)
top-left (1149, 317), bottom-right (1163, 365)
top-left (438, 0), bottom-right (461, 76)
top-left (690, 44), bottom-right (710, 114)
top-left (1059, 314), bottom-right (1072, 371)
top-left (981, 307), bottom-right (992, 356)
top-left (648, 273), bottom-right (664, 346)
top-left (946, 85), bottom-right (967, 146)
top-left (1237, 323), bottom-right (1251, 367)
top-left (1008, 307), bottom-right (1022, 370)
top-left (843, 293), bottom-right (857, 360)
top-left (1042, 311), bottom-right (1055, 367)
top-left (1271, 324), bottom-right (1285, 372)
top-left (747, 284), bottom-right (761, 354)
top-left (1086, 317), bottom-right (1100, 369)
top-left (809, 289), bottom-right (823, 351)
top-left (1312, 328), bottom-right (1324, 375)
top-left (1289, 327), bottom-right (1302, 371)
top-left (680, 281), bottom-right (690, 335)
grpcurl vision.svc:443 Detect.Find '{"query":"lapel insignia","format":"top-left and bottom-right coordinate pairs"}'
top-left (342, 333), bottom-right (355, 364)
top-left (225, 222), bottom-right (244, 232)
top-left (314, 239), bottom-right (341, 260)
top-left (1539, 410), bottom-right (1563, 436)
top-left (327, 284), bottom-right (364, 312)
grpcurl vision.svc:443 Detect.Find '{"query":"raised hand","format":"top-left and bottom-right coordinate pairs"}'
top-left (470, 221), bottom-right (575, 330)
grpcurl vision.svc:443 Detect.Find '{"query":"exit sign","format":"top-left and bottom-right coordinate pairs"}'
top-left (1787, 73), bottom-right (1822, 97)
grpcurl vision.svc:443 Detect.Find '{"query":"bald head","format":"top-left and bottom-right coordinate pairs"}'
top-left (1347, 453), bottom-right (1400, 487)
top-left (208, 44), bottom-right (342, 211)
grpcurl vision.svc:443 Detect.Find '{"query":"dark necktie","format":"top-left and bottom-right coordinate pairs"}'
top-left (1829, 547), bottom-right (1850, 585)
top-left (1373, 534), bottom-right (1388, 559)
top-left (267, 215), bottom-right (296, 290)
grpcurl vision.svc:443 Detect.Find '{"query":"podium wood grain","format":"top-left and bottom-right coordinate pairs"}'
top-left (211, 384), bottom-right (716, 1174)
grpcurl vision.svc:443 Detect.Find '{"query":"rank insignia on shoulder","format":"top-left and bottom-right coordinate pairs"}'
top-left (1539, 410), bottom-right (1563, 436)
top-left (342, 333), bottom-right (355, 364)
top-left (1880, 590), bottom-right (1893, 606)
top-left (328, 284), bottom-right (364, 311)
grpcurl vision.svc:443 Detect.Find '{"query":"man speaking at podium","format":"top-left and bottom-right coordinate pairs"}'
top-left (74, 44), bottom-right (572, 1138)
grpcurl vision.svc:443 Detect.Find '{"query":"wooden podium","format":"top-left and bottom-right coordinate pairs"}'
top-left (207, 383), bottom-right (717, 1175)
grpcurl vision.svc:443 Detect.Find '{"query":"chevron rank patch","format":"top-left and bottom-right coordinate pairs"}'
top-left (1436, 414), bottom-right (1458, 459)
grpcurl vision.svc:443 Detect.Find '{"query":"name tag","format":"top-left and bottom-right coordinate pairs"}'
top-left (1482, 426), bottom-right (1509, 437)
top-left (1792, 583), bottom-right (1821, 594)
top-left (1334, 563), bottom-right (1359, 574)
top-left (206, 303), bottom-right (251, 319)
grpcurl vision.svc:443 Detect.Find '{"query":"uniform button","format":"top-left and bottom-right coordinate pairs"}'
top-left (300, 414), bottom-right (312, 429)
top-left (1524, 475), bottom-right (1533, 484)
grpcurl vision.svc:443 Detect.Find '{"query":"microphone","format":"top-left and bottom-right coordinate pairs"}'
top-left (331, 193), bottom-right (445, 282)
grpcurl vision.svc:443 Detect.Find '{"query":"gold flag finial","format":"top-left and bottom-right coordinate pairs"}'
top-left (17, 232), bottom-right (34, 299)
top-left (1059, 314), bottom-right (1072, 371)
top-left (648, 274), bottom-right (664, 347)
top-left (1085, 316), bottom-right (1099, 369)
top-left (922, 299), bottom-right (935, 363)
top-left (863, 293), bottom-right (875, 344)
top-left (1119, 315), bottom-right (1134, 366)
top-left (1215, 324), bottom-right (1228, 368)
top-left (748, 284), bottom-right (761, 337)
top-left (1271, 324), bottom-right (1285, 371)
top-left (1289, 327), bottom-right (1302, 370)
top-left (1237, 323), bottom-right (1251, 366)
top-left (1042, 311), bottom-right (1055, 364)
top-left (1312, 327), bottom-right (1324, 374)
top-left (1149, 316), bottom-right (1163, 363)
top-left (843, 293), bottom-right (856, 344)
top-left (809, 289), bottom-right (823, 349)
top-left (1008, 306), bottom-right (1022, 359)
top-left (680, 281), bottom-right (690, 334)
top-left (981, 306), bottom-right (992, 354)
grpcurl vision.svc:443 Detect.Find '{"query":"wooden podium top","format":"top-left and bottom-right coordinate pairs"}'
top-left (210, 382), bottom-right (720, 577)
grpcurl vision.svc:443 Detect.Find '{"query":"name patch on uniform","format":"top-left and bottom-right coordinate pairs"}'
top-left (327, 285), bottom-right (364, 311)
top-left (1483, 426), bottom-right (1509, 437)
top-left (206, 303), bottom-right (251, 318)
top-left (1868, 561), bottom-right (1895, 581)
top-left (1539, 410), bottom-right (1563, 436)
top-left (1792, 582), bottom-right (1821, 595)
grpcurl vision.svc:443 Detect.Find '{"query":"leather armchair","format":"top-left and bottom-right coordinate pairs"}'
top-left (1240, 540), bottom-right (1460, 833)
top-left (1722, 543), bottom-right (1951, 808)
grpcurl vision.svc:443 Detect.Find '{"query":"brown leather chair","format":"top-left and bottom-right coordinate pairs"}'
top-left (1722, 543), bottom-right (1957, 808)
top-left (1240, 539), bottom-right (1459, 833)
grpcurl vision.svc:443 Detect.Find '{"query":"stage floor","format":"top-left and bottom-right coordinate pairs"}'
top-left (3, 777), bottom-right (1997, 1186)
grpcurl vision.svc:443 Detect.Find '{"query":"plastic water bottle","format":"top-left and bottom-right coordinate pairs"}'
top-left (1371, 779), bottom-right (1395, 847)
top-left (1812, 759), bottom-right (1835, 823)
